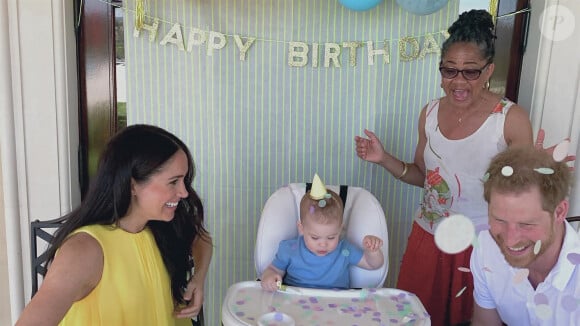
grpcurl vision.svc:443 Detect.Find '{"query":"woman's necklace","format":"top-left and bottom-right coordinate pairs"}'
top-left (455, 109), bottom-right (466, 124)
top-left (454, 107), bottom-right (476, 124)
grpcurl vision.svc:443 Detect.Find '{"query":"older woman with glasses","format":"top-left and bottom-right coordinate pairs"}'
top-left (355, 9), bottom-right (533, 325)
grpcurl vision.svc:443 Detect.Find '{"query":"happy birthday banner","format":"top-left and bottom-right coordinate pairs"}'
top-left (132, 15), bottom-right (449, 67)
top-left (121, 0), bottom-right (532, 69)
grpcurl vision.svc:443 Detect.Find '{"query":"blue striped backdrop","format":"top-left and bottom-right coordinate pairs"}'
top-left (125, 1), bottom-right (459, 324)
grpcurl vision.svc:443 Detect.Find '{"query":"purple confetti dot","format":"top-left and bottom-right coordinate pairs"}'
top-left (354, 313), bottom-right (362, 317)
top-left (328, 303), bottom-right (337, 308)
top-left (302, 305), bottom-right (310, 309)
top-left (561, 295), bottom-right (578, 312)
top-left (372, 318), bottom-right (381, 322)
top-left (274, 312), bottom-right (284, 321)
top-left (475, 224), bottom-right (491, 233)
top-left (235, 300), bottom-right (245, 305)
top-left (534, 293), bottom-right (549, 305)
top-left (373, 311), bottom-right (381, 316)
top-left (299, 299), bottom-right (307, 304)
top-left (390, 319), bottom-right (399, 323)
top-left (397, 293), bottom-right (407, 299)
top-left (235, 311), bottom-right (245, 317)
top-left (567, 253), bottom-right (580, 265)
top-left (309, 297), bottom-right (318, 303)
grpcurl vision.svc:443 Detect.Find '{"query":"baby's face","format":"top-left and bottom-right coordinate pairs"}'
top-left (300, 220), bottom-right (342, 256)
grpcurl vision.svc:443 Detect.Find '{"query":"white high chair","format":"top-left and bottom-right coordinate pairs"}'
top-left (222, 183), bottom-right (431, 325)
top-left (254, 183), bottom-right (389, 288)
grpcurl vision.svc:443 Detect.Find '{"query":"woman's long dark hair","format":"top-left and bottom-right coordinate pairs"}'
top-left (46, 124), bottom-right (207, 304)
top-left (441, 9), bottom-right (496, 62)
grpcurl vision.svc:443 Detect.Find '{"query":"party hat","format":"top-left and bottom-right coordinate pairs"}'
top-left (309, 173), bottom-right (327, 200)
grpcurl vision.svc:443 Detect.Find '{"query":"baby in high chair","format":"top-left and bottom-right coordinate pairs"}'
top-left (260, 174), bottom-right (384, 291)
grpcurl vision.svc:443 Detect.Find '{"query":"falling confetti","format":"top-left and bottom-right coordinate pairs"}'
top-left (455, 286), bottom-right (467, 298)
top-left (513, 269), bottom-right (529, 284)
top-left (475, 224), bottom-right (490, 233)
top-left (501, 166), bottom-right (514, 176)
top-left (534, 304), bottom-right (552, 320)
top-left (552, 139), bottom-right (570, 162)
top-left (458, 267), bottom-right (471, 273)
top-left (534, 167), bottom-right (554, 175)
top-left (534, 293), bottom-right (549, 305)
top-left (482, 172), bottom-right (490, 182)
top-left (533, 240), bottom-right (542, 255)
top-left (561, 295), bottom-right (579, 312)
top-left (434, 214), bottom-right (476, 254)
top-left (567, 253), bottom-right (580, 265)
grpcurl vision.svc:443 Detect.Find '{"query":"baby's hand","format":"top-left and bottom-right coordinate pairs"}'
top-left (363, 235), bottom-right (383, 252)
top-left (260, 273), bottom-right (282, 292)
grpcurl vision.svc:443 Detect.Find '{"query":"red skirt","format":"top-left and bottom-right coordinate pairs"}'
top-left (397, 222), bottom-right (473, 326)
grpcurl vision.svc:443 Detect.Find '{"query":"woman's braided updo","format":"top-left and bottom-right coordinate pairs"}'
top-left (441, 9), bottom-right (496, 62)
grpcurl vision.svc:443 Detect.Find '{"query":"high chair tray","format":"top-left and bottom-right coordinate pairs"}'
top-left (222, 281), bottom-right (430, 325)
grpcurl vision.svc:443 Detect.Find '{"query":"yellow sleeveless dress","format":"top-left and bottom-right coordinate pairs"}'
top-left (59, 225), bottom-right (190, 326)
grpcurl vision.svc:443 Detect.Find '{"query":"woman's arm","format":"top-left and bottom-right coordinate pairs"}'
top-left (175, 233), bottom-right (213, 319)
top-left (16, 233), bottom-right (103, 326)
top-left (471, 303), bottom-right (503, 326)
top-left (504, 104), bottom-right (533, 147)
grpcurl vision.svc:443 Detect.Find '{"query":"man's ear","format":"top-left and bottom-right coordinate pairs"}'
top-left (297, 220), bottom-right (304, 235)
top-left (554, 199), bottom-right (569, 223)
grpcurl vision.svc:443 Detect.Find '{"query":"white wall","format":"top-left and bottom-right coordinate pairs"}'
top-left (0, 156), bottom-right (10, 326)
top-left (0, 0), bottom-right (79, 323)
top-left (519, 0), bottom-right (580, 216)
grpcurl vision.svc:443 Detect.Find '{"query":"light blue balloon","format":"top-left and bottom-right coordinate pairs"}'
top-left (396, 0), bottom-right (449, 16)
top-left (339, 0), bottom-right (383, 11)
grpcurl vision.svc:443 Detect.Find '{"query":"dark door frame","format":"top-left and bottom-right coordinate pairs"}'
top-left (77, 0), bottom-right (119, 196)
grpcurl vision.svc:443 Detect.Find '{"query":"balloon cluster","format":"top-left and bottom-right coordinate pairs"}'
top-left (338, 0), bottom-right (382, 11)
top-left (395, 0), bottom-right (449, 15)
top-left (339, 0), bottom-right (450, 15)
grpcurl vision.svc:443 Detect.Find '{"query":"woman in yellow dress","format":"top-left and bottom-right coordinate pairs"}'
top-left (17, 124), bottom-right (213, 325)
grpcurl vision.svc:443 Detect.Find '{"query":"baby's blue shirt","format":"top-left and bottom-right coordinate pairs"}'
top-left (272, 236), bottom-right (363, 289)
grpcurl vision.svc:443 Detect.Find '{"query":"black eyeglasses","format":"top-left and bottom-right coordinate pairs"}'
top-left (439, 62), bottom-right (491, 81)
